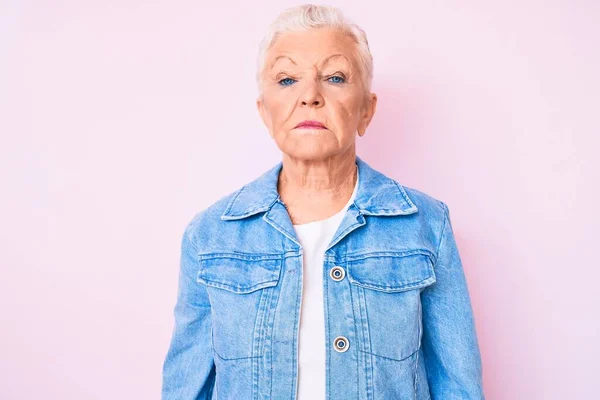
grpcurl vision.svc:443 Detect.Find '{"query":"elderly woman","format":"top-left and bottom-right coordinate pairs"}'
top-left (162, 4), bottom-right (484, 400)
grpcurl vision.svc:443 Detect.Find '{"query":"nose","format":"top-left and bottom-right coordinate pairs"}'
top-left (299, 80), bottom-right (324, 108)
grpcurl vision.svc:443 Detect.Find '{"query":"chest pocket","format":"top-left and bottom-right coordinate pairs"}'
top-left (196, 254), bottom-right (283, 360)
top-left (346, 251), bottom-right (436, 361)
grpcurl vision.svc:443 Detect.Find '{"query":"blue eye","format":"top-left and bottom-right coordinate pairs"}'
top-left (328, 75), bottom-right (345, 84)
top-left (278, 77), bottom-right (296, 86)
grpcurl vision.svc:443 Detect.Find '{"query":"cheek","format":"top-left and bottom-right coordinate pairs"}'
top-left (265, 93), bottom-right (295, 126)
top-left (330, 97), bottom-right (360, 126)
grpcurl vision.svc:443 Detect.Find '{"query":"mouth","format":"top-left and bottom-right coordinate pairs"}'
top-left (295, 120), bottom-right (327, 129)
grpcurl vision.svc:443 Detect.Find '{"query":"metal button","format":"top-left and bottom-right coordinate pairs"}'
top-left (329, 266), bottom-right (345, 281)
top-left (333, 336), bottom-right (349, 353)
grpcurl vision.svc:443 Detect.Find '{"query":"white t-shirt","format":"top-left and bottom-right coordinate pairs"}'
top-left (293, 166), bottom-right (359, 399)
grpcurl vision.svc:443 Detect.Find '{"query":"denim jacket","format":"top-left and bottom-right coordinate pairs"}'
top-left (161, 155), bottom-right (485, 400)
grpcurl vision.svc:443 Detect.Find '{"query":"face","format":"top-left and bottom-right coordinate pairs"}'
top-left (256, 27), bottom-right (377, 161)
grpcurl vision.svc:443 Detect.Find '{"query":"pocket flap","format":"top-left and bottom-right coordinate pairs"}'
top-left (347, 252), bottom-right (436, 292)
top-left (196, 255), bottom-right (283, 294)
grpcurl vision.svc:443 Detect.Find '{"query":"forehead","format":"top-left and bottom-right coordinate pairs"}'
top-left (266, 28), bottom-right (358, 68)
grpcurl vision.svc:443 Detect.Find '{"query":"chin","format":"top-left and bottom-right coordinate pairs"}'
top-left (281, 146), bottom-right (337, 161)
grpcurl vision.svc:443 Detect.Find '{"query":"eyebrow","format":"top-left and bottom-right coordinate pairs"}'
top-left (269, 53), bottom-right (350, 70)
top-left (269, 55), bottom-right (297, 70)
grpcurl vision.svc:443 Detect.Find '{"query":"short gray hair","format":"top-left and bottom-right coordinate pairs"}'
top-left (256, 4), bottom-right (374, 95)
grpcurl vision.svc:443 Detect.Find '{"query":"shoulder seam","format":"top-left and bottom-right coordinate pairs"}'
top-left (183, 216), bottom-right (200, 254)
top-left (433, 201), bottom-right (449, 268)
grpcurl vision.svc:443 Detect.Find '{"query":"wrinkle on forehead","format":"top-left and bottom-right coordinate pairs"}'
top-left (269, 53), bottom-right (352, 71)
top-left (265, 28), bottom-right (359, 72)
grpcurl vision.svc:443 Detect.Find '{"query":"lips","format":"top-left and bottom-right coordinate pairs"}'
top-left (295, 120), bottom-right (327, 129)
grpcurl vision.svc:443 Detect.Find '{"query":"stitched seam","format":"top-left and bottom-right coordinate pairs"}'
top-left (362, 286), bottom-right (375, 400)
top-left (357, 347), bottom-right (419, 362)
top-left (291, 254), bottom-right (302, 399)
top-left (184, 221), bottom-right (200, 255)
top-left (198, 252), bottom-right (285, 261)
top-left (197, 279), bottom-right (278, 293)
top-left (252, 288), bottom-right (267, 400)
top-left (326, 261), bottom-right (331, 400)
top-left (392, 180), bottom-right (417, 208)
top-left (343, 249), bottom-right (435, 262)
top-left (414, 347), bottom-right (419, 400)
top-left (433, 202), bottom-right (449, 269)
top-left (345, 273), bottom-right (360, 398)
top-left (356, 285), bottom-right (368, 398)
top-left (244, 195), bottom-right (280, 215)
top-left (212, 346), bottom-right (262, 361)
top-left (222, 185), bottom-right (246, 215)
top-left (347, 278), bottom-right (434, 292)
top-left (413, 298), bottom-right (422, 399)
top-left (268, 275), bottom-right (282, 400)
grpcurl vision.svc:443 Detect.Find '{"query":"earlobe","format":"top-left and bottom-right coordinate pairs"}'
top-left (357, 93), bottom-right (377, 137)
top-left (357, 119), bottom-right (366, 136)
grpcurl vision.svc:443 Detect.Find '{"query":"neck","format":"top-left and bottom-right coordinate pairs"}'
top-left (277, 150), bottom-right (357, 206)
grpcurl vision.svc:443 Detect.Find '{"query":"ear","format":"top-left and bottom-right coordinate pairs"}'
top-left (256, 95), bottom-right (274, 138)
top-left (357, 93), bottom-right (377, 137)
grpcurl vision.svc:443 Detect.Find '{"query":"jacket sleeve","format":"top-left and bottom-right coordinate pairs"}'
top-left (420, 202), bottom-right (485, 399)
top-left (161, 224), bottom-right (216, 399)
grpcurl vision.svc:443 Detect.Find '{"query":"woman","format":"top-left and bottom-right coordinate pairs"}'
top-left (162, 4), bottom-right (484, 399)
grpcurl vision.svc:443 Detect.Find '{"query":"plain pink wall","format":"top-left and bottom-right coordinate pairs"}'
top-left (1, 1), bottom-right (598, 399)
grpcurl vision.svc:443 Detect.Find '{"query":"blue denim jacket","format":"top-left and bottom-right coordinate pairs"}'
top-left (162, 155), bottom-right (485, 399)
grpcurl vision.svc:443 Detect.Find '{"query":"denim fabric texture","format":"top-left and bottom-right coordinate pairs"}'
top-left (161, 155), bottom-right (485, 400)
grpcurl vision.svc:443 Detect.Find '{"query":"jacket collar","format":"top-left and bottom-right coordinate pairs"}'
top-left (220, 155), bottom-right (418, 220)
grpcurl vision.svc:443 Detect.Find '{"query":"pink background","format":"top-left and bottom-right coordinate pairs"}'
top-left (1, 1), bottom-right (598, 399)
